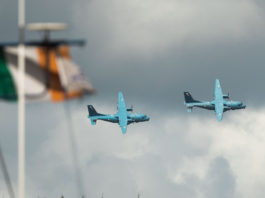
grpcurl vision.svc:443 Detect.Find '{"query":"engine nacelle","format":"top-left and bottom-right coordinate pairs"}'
top-left (223, 93), bottom-right (229, 99)
top-left (127, 105), bottom-right (133, 112)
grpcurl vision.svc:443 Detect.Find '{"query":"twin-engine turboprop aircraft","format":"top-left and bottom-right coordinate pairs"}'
top-left (88, 92), bottom-right (150, 134)
top-left (184, 79), bottom-right (246, 121)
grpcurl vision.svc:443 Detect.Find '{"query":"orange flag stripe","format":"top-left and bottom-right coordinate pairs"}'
top-left (37, 47), bottom-right (65, 102)
top-left (37, 46), bottom-right (83, 102)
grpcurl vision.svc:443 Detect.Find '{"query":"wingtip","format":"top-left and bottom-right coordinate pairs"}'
top-left (217, 116), bottom-right (223, 122)
top-left (122, 129), bottom-right (127, 134)
top-left (121, 126), bottom-right (127, 134)
top-left (215, 78), bottom-right (220, 83)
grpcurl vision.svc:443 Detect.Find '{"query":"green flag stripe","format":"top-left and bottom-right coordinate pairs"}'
top-left (0, 48), bottom-right (17, 101)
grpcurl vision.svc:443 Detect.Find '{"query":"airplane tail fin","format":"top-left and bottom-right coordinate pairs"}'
top-left (184, 92), bottom-right (198, 103)
top-left (87, 105), bottom-right (100, 116)
top-left (87, 105), bottom-right (102, 125)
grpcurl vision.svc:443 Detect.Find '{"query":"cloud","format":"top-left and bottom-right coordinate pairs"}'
top-left (202, 157), bottom-right (236, 198)
top-left (74, 0), bottom-right (265, 57)
top-left (9, 102), bottom-right (265, 198)
top-left (69, 0), bottom-right (265, 108)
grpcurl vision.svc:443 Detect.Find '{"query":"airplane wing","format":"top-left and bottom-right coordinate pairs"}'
top-left (118, 92), bottom-right (128, 134)
top-left (214, 79), bottom-right (224, 121)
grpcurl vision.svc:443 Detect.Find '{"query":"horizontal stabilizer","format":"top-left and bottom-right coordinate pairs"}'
top-left (90, 119), bottom-right (97, 125)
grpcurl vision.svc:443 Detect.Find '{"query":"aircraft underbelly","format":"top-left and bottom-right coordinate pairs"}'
top-left (199, 105), bottom-right (214, 110)
top-left (99, 117), bottom-right (118, 123)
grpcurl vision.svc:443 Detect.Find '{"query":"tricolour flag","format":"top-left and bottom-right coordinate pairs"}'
top-left (0, 46), bottom-right (95, 102)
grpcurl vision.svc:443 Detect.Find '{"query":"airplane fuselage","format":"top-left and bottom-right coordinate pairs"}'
top-left (90, 113), bottom-right (150, 124)
top-left (185, 100), bottom-right (246, 111)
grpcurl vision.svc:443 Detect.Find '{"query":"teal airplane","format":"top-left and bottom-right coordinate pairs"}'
top-left (184, 79), bottom-right (246, 121)
top-left (87, 92), bottom-right (150, 134)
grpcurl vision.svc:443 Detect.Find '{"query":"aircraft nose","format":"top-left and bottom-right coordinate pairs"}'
top-left (238, 102), bottom-right (244, 106)
top-left (145, 116), bottom-right (150, 121)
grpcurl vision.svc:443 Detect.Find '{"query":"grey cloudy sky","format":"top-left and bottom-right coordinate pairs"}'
top-left (1, 0), bottom-right (265, 198)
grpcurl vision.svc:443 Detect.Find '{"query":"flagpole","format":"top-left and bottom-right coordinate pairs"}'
top-left (18, 0), bottom-right (25, 198)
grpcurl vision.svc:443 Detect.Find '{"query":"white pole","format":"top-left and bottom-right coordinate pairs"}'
top-left (18, 0), bottom-right (25, 198)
